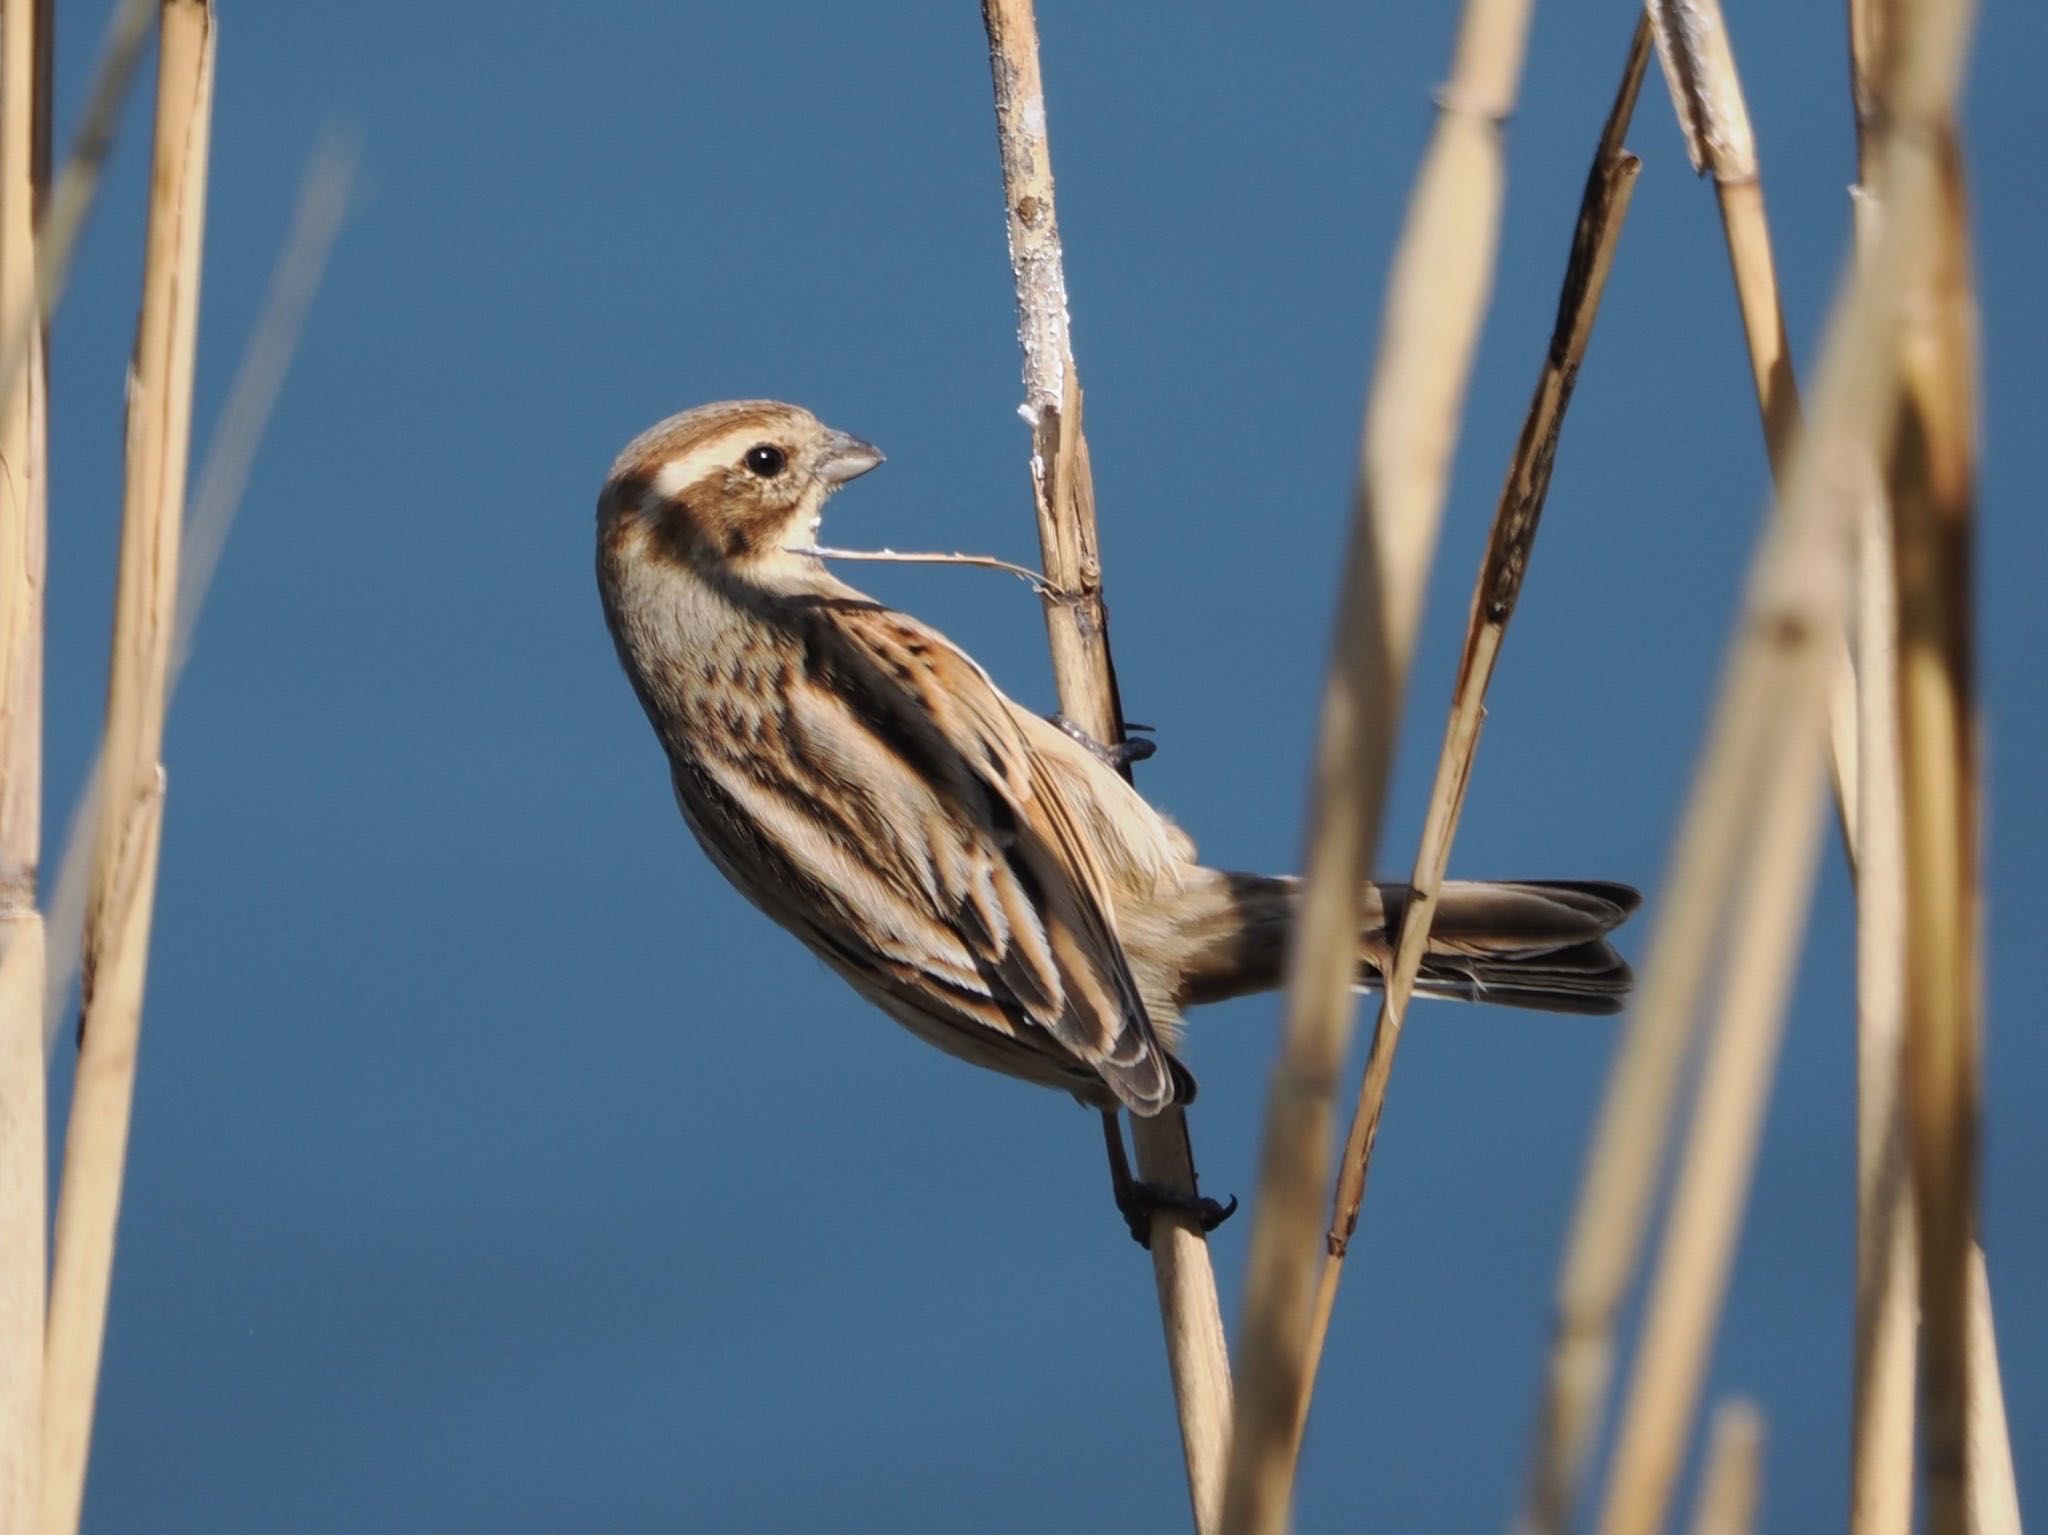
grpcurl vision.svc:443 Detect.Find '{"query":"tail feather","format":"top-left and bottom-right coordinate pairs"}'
top-left (1167, 873), bottom-right (1638, 1016)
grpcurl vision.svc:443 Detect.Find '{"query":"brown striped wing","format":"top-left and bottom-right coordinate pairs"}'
top-left (800, 596), bottom-right (1179, 1115)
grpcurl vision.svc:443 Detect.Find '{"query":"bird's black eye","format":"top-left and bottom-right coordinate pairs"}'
top-left (743, 443), bottom-right (787, 478)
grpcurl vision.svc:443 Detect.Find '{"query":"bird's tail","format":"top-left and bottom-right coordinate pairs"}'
top-left (1167, 872), bottom-right (1639, 1016)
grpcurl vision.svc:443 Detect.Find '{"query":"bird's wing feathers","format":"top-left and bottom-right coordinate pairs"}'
top-left (814, 598), bottom-right (1178, 1115)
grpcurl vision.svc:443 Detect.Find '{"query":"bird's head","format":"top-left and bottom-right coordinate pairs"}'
top-left (597, 399), bottom-right (883, 577)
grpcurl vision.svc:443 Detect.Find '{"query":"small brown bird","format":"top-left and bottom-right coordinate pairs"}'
top-left (597, 401), bottom-right (1637, 1230)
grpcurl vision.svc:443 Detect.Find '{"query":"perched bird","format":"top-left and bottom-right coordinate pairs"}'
top-left (597, 400), bottom-right (1637, 1232)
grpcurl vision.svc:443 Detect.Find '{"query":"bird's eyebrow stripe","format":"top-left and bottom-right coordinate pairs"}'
top-left (652, 439), bottom-right (753, 500)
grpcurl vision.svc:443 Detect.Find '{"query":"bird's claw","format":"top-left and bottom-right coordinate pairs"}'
top-left (1049, 714), bottom-right (1157, 770)
top-left (1117, 1182), bottom-right (1239, 1249)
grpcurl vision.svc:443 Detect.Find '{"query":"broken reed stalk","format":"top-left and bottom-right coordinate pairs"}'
top-left (1886, 78), bottom-right (1979, 1535)
top-left (1682, 1400), bottom-right (1764, 1535)
top-left (0, 0), bottom-right (51, 1522)
top-left (40, 7), bottom-right (214, 1533)
top-left (1286, 18), bottom-right (1649, 1469)
top-left (1845, 10), bottom-right (1915, 1529)
top-left (1217, 2), bottom-right (1537, 1529)
top-left (979, 5), bottom-right (1233, 1530)
top-left (1646, 0), bottom-right (1864, 857)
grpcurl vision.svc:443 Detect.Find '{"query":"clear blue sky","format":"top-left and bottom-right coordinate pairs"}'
top-left (40, 2), bottom-right (2043, 1529)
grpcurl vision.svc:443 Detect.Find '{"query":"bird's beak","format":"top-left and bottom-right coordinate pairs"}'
top-left (816, 430), bottom-right (884, 486)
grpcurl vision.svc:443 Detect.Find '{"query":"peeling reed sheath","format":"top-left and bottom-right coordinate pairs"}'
top-left (40, 7), bottom-right (214, 1533)
top-left (1216, 2), bottom-right (1538, 1530)
top-left (1285, 16), bottom-right (1650, 1472)
top-left (0, 0), bottom-right (51, 1523)
top-left (979, 5), bottom-right (1233, 1530)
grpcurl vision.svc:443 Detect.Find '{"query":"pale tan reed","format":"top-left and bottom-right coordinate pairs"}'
top-left (1217, 4), bottom-right (1537, 1531)
top-left (1521, 2), bottom-right (1980, 1530)
top-left (1515, 7), bottom-right (1864, 1526)
top-left (0, 0), bottom-right (51, 1524)
top-left (39, 7), bottom-right (214, 1532)
top-left (1885, 48), bottom-right (1981, 1531)
top-left (0, 0), bottom-right (154, 428)
top-left (1846, 12), bottom-right (1915, 1527)
top-left (1963, 1245), bottom-right (2022, 1535)
top-left (979, 5), bottom-right (1233, 1529)
top-left (40, 137), bottom-right (356, 1036)
top-left (1287, 16), bottom-right (1650, 1471)
top-left (1682, 1400), bottom-right (1765, 1535)
top-left (1646, 0), bottom-right (1865, 856)
top-left (1849, 450), bottom-right (1915, 1535)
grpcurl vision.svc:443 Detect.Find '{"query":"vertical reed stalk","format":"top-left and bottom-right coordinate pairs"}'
top-left (41, 137), bottom-right (355, 1036)
top-left (40, 8), bottom-right (213, 1532)
top-left (1523, 25), bottom-right (1974, 1525)
top-left (1291, 16), bottom-right (1649, 1466)
top-left (1645, 0), bottom-right (1863, 854)
top-left (1683, 1401), bottom-right (1764, 1535)
top-left (979, 5), bottom-right (1233, 1529)
top-left (0, 0), bottom-right (50, 1523)
top-left (1845, 10), bottom-right (1916, 1530)
top-left (1887, 93), bottom-right (1979, 1535)
top-left (1218, 3), bottom-right (1536, 1529)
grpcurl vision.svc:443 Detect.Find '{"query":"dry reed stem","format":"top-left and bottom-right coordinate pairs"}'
top-left (1218, 3), bottom-right (1536, 1530)
top-left (1683, 1400), bottom-right (1764, 1535)
top-left (1287, 18), bottom-right (1650, 1466)
top-left (1846, 20), bottom-right (1917, 1521)
top-left (40, 8), bottom-right (213, 1531)
top-left (1647, 0), bottom-right (1865, 859)
top-left (0, 0), bottom-right (50, 1522)
top-left (979, 5), bottom-right (1232, 1528)
top-left (1519, 6), bottom-right (1976, 1520)
top-left (1593, 706), bottom-right (1832, 1535)
top-left (0, 0), bottom-right (153, 429)
top-left (35, 138), bottom-right (354, 1036)
top-left (1849, 446), bottom-right (1916, 1535)
top-left (1887, 88), bottom-right (1980, 1535)
top-left (1963, 1244), bottom-right (2021, 1535)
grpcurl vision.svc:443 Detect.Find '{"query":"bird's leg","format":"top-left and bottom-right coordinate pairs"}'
top-left (1050, 714), bottom-right (1157, 770)
top-left (1099, 1109), bottom-right (1238, 1249)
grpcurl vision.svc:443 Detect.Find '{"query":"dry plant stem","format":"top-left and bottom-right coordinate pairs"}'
top-left (40, 138), bottom-right (354, 1035)
top-left (40, 8), bottom-right (213, 1533)
top-left (1289, 18), bottom-right (1650, 1464)
top-left (1849, 458), bottom-right (1916, 1535)
top-left (1683, 1400), bottom-right (1765, 1535)
top-left (1646, 0), bottom-right (1863, 859)
top-left (0, 0), bottom-right (154, 421)
top-left (792, 544), bottom-right (1058, 599)
top-left (979, 4), bottom-right (1231, 1529)
top-left (1962, 1244), bottom-right (2021, 1535)
top-left (1219, 2), bottom-right (1536, 1530)
top-left (1522, 11), bottom-right (1974, 1518)
top-left (1846, 129), bottom-right (1917, 1535)
top-left (0, 0), bottom-right (50, 1522)
top-left (1593, 703), bottom-right (1832, 1535)
top-left (1889, 112), bottom-right (1981, 1535)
